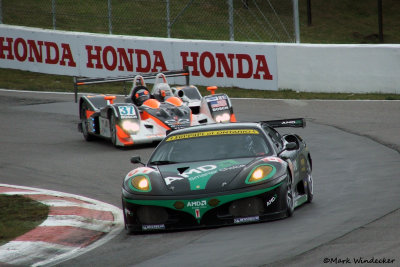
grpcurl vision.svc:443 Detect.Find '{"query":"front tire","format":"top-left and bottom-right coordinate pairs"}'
top-left (80, 104), bottom-right (94, 141)
top-left (110, 113), bottom-right (118, 147)
top-left (306, 159), bottom-right (313, 203)
top-left (285, 175), bottom-right (294, 217)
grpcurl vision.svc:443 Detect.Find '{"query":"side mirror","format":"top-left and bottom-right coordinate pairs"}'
top-left (285, 142), bottom-right (297, 151)
top-left (130, 156), bottom-right (144, 165)
top-left (278, 142), bottom-right (297, 157)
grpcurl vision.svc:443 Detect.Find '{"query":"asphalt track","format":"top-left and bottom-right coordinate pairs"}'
top-left (0, 89), bottom-right (399, 266)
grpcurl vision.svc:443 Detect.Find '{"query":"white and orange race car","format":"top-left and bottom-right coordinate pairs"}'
top-left (75, 69), bottom-right (236, 147)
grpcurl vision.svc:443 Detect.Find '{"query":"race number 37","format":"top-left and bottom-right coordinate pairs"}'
top-left (118, 106), bottom-right (137, 118)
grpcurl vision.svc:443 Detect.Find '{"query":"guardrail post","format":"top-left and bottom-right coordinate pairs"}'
top-left (292, 0), bottom-right (300, 43)
top-left (108, 0), bottom-right (112, 34)
top-left (378, 0), bottom-right (384, 43)
top-left (0, 0), bottom-right (3, 24)
top-left (52, 0), bottom-right (56, 30)
top-left (166, 0), bottom-right (171, 38)
top-left (228, 0), bottom-right (234, 41)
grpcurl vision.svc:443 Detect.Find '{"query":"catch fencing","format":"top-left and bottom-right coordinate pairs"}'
top-left (0, 0), bottom-right (297, 43)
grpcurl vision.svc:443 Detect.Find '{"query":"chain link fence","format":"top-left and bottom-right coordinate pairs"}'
top-left (0, 0), bottom-right (296, 43)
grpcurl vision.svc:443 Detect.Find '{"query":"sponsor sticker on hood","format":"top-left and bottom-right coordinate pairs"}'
top-left (159, 159), bottom-right (251, 191)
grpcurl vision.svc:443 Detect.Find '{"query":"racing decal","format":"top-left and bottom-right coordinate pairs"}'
top-left (180, 165), bottom-right (217, 178)
top-left (187, 200), bottom-right (207, 207)
top-left (207, 95), bottom-right (229, 112)
top-left (266, 194), bottom-right (277, 207)
top-left (178, 160), bottom-right (239, 190)
top-left (124, 208), bottom-right (132, 216)
top-left (142, 224), bottom-right (165, 231)
top-left (118, 106), bottom-right (137, 119)
top-left (300, 157), bottom-right (306, 172)
top-left (262, 156), bottom-right (284, 164)
top-left (164, 176), bottom-right (185, 185)
top-left (219, 164), bottom-right (246, 172)
top-left (127, 167), bottom-right (155, 177)
top-left (234, 216), bottom-right (260, 224)
top-left (195, 209), bottom-right (201, 218)
top-left (166, 129), bottom-right (259, 141)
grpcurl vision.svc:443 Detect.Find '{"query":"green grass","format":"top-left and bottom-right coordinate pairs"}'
top-left (1, 68), bottom-right (399, 100)
top-left (299, 0), bottom-right (400, 44)
top-left (0, 195), bottom-right (49, 245)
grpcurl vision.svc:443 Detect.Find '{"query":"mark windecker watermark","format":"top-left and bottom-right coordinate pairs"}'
top-left (323, 257), bottom-right (396, 264)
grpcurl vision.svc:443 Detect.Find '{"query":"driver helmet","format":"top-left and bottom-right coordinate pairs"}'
top-left (134, 89), bottom-right (150, 106)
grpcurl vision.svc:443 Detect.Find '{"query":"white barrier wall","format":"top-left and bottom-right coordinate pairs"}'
top-left (277, 44), bottom-right (400, 94)
top-left (0, 25), bottom-right (277, 90)
top-left (1, 25), bottom-right (399, 94)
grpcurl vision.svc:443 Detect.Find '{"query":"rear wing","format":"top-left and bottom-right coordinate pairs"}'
top-left (73, 68), bottom-right (190, 102)
top-left (261, 118), bottom-right (306, 128)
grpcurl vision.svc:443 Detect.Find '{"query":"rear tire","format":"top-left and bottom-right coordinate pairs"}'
top-left (306, 159), bottom-right (313, 203)
top-left (80, 104), bottom-right (94, 141)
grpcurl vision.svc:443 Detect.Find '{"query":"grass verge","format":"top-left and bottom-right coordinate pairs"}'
top-left (1, 69), bottom-right (399, 100)
top-left (0, 195), bottom-right (49, 246)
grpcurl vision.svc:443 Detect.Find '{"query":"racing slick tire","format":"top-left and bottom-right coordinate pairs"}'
top-left (306, 159), bottom-right (313, 203)
top-left (110, 113), bottom-right (118, 147)
top-left (80, 104), bottom-right (94, 141)
top-left (285, 174), bottom-right (294, 217)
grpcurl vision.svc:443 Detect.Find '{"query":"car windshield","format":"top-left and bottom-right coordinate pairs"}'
top-left (149, 129), bottom-right (272, 164)
top-left (182, 87), bottom-right (202, 100)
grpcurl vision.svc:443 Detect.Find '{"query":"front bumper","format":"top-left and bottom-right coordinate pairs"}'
top-left (122, 180), bottom-right (289, 233)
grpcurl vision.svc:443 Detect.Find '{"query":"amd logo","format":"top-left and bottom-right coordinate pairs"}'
top-left (187, 200), bottom-right (207, 207)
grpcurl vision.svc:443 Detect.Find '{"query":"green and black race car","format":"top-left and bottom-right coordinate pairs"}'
top-left (121, 119), bottom-right (313, 233)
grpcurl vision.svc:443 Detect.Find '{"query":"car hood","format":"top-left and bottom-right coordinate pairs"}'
top-left (156, 158), bottom-right (254, 195)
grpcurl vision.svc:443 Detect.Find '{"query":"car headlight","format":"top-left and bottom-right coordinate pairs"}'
top-left (246, 164), bottom-right (276, 184)
top-left (215, 113), bottom-right (230, 123)
top-left (130, 175), bottom-right (151, 192)
top-left (122, 120), bottom-right (140, 133)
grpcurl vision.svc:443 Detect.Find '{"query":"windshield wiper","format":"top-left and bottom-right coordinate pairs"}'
top-left (149, 160), bottom-right (177, 165)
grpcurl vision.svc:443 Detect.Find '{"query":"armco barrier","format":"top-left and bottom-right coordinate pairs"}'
top-left (1, 24), bottom-right (399, 94)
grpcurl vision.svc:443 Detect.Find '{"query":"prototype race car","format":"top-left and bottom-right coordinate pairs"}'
top-left (121, 119), bottom-right (313, 233)
top-left (151, 72), bottom-right (236, 124)
top-left (75, 69), bottom-right (236, 147)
